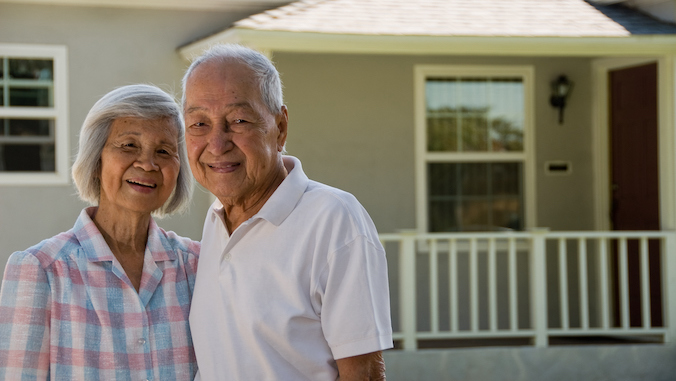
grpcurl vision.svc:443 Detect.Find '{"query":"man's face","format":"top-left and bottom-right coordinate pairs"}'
top-left (183, 60), bottom-right (288, 206)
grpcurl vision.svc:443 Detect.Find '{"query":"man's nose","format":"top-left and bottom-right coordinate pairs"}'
top-left (206, 128), bottom-right (234, 155)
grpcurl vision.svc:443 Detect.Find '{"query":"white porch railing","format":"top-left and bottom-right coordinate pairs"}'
top-left (379, 230), bottom-right (676, 350)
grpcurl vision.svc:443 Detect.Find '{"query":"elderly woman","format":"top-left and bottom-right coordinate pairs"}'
top-left (0, 84), bottom-right (199, 380)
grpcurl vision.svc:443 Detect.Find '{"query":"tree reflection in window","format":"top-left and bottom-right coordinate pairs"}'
top-left (426, 78), bottom-right (523, 153)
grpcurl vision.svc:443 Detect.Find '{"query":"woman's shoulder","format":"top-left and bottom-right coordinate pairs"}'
top-left (10, 229), bottom-right (79, 269)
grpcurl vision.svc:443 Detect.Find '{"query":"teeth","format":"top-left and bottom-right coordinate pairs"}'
top-left (127, 180), bottom-right (156, 188)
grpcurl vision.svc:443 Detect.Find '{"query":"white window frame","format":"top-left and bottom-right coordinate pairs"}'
top-left (0, 44), bottom-right (69, 185)
top-left (414, 65), bottom-right (537, 232)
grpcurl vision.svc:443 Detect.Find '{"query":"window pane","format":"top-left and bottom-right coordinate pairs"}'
top-left (8, 119), bottom-right (52, 136)
top-left (490, 79), bottom-right (524, 151)
top-left (0, 143), bottom-right (55, 172)
top-left (9, 59), bottom-right (53, 80)
top-left (461, 163), bottom-right (488, 196)
top-left (426, 76), bottom-right (524, 153)
top-left (428, 162), bottom-right (523, 232)
top-left (429, 163), bottom-right (458, 196)
top-left (0, 88), bottom-right (3, 106)
top-left (9, 87), bottom-right (51, 107)
top-left (426, 78), bottom-right (458, 152)
top-left (427, 115), bottom-right (457, 151)
top-left (491, 162), bottom-right (521, 195)
top-left (459, 79), bottom-right (488, 151)
top-left (492, 196), bottom-right (522, 230)
top-left (429, 200), bottom-right (459, 232)
top-left (461, 199), bottom-right (490, 228)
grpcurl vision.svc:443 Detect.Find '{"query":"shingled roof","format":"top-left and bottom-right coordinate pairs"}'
top-left (232, 0), bottom-right (676, 37)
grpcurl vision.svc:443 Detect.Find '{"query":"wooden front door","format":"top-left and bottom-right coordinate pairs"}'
top-left (609, 62), bottom-right (662, 327)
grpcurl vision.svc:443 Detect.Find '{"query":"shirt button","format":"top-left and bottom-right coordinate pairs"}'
top-left (224, 252), bottom-right (232, 261)
top-left (138, 338), bottom-right (146, 345)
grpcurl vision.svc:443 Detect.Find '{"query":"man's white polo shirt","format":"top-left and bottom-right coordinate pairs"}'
top-left (190, 156), bottom-right (393, 381)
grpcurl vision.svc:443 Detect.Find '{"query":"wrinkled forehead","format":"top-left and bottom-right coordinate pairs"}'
top-left (185, 60), bottom-right (264, 108)
top-left (188, 58), bottom-right (258, 89)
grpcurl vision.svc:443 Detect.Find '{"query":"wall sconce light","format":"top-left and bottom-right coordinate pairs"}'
top-left (549, 75), bottom-right (573, 124)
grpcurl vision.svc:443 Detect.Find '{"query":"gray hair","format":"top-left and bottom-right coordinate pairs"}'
top-left (71, 84), bottom-right (193, 217)
top-left (181, 44), bottom-right (284, 115)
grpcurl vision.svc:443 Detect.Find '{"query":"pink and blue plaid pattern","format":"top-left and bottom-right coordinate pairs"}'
top-left (0, 207), bottom-right (199, 380)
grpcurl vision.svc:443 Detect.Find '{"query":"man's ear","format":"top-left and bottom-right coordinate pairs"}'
top-left (276, 105), bottom-right (289, 152)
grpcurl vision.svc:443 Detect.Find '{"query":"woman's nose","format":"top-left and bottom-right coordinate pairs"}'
top-left (134, 150), bottom-right (160, 171)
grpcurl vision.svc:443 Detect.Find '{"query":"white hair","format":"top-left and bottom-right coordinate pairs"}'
top-left (181, 44), bottom-right (284, 116)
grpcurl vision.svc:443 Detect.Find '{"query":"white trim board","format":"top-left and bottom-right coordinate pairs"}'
top-left (179, 29), bottom-right (676, 61)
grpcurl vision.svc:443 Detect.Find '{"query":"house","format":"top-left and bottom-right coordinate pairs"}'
top-left (2, 0), bottom-right (676, 379)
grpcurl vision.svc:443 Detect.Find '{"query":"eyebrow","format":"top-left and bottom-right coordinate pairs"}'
top-left (115, 131), bottom-right (177, 146)
top-left (184, 102), bottom-right (256, 115)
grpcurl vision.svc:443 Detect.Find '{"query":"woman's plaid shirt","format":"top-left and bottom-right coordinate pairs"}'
top-left (0, 207), bottom-right (199, 380)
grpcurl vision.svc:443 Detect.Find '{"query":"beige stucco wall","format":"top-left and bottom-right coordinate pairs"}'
top-left (0, 3), bottom-right (267, 280)
top-left (273, 52), bottom-right (597, 234)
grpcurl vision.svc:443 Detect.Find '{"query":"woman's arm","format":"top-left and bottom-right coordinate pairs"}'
top-left (0, 252), bottom-right (51, 380)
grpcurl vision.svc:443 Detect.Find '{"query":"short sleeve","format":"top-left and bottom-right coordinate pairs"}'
top-left (320, 236), bottom-right (393, 360)
top-left (0, 251), bottom-right (52, 380)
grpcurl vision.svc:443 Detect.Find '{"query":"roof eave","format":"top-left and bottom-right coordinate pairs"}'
top-left (178, 27), bottom-right (676, 60)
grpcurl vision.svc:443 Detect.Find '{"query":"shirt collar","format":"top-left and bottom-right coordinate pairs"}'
top-left (256, 155), bottom-right (309, 226)
top-left (207, 155), bottom-right (309, 228)
top-left (74, 207), bottom-right (176, 263)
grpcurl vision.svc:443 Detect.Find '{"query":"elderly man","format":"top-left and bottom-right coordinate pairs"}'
top-left (183, 44), bottom-right (393, 380)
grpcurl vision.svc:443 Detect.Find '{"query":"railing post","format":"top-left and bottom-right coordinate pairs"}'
top-left (400, 232), bottom-right (418, 351)
top-left (664, 232), bottom-right (676, 343)
top-left (531, 228), bottom-right (549, 347)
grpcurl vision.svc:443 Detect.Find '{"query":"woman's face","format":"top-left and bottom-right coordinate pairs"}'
top-left (98, 117), bottom-right (180, 216)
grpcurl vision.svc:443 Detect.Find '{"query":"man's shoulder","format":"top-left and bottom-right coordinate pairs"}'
top-left (298, 180), bottom-right (379, 237)
top-left (304, 180), bottom-right (360, 211)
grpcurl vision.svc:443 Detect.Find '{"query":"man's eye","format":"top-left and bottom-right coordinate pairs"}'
top-left (187, 122), bottom-right (209, 136)
top-left (233, 119), bottom-right (246, 124)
